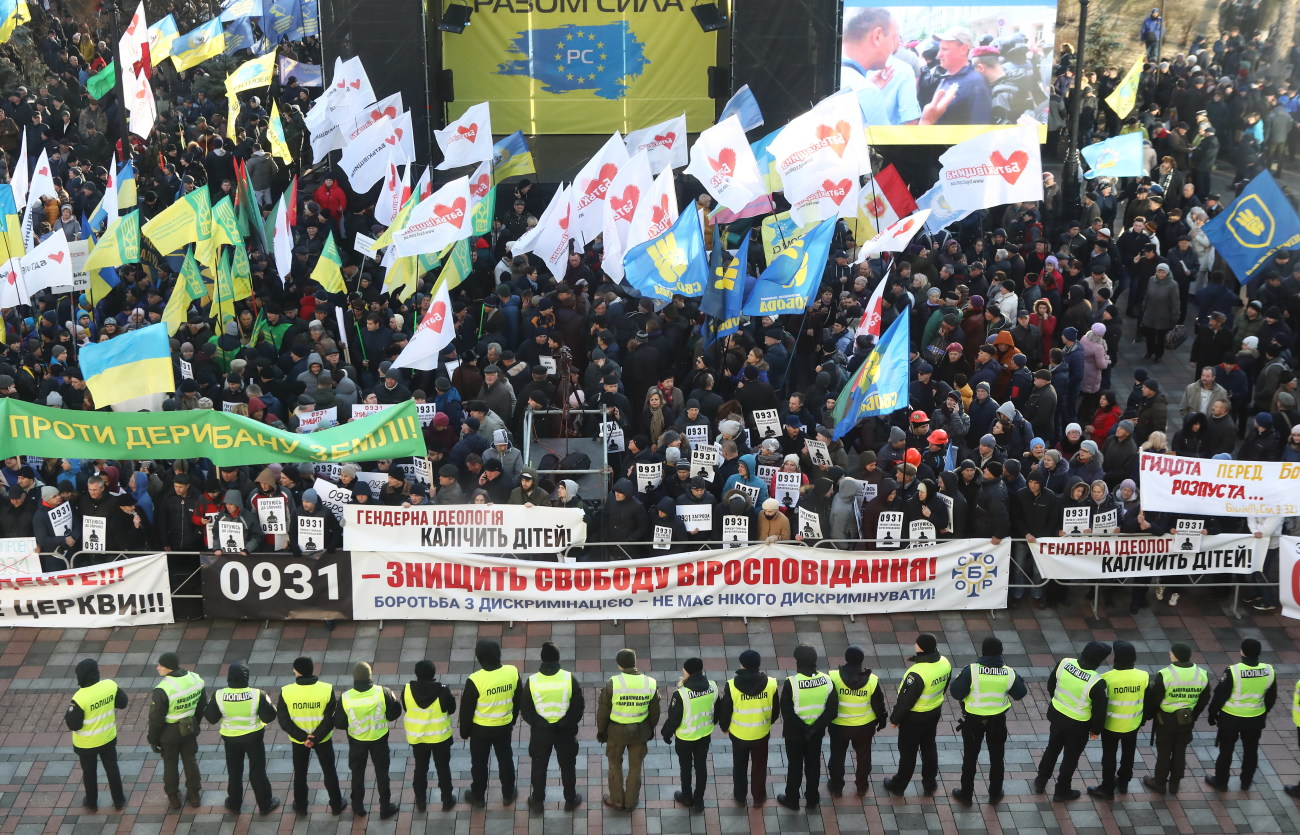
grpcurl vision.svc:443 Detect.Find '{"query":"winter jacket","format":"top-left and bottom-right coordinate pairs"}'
top-left (1140, 273), bottom-right (1180, 330)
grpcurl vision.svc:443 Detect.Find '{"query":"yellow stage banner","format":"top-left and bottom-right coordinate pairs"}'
top-left (443, 1), bottom-right (715, 135)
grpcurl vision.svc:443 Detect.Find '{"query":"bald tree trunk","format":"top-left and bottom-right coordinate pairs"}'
top-left (1275, 0), bottom-right (1297, 83)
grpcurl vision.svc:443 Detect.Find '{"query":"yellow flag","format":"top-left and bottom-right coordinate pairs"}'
top-left (311, 232), bottom-right (346, 294)
top-left (142, 186), bottom-right (208, 256)
top-left (1105, 57), bottom-right (1144, 120)
top-left (161, 250), bottom-right (206, 332)
top-left (213, 247), bottom-right (240, 326)
top-left (225, 51), bottom-right (276, 93)
top-left (267, 102), bottom-right (293, 163)
top-left (384, 255), bottom-right (420, 300)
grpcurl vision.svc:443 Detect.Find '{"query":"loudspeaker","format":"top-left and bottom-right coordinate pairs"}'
top-left (691, 2), bottom-right (728, 32)
top-left (707, 66), bottom-right (730, 100)
top-left (436, 69), bottom-right (455, 103)
top-left (439, 3), bottom-right (473, 33)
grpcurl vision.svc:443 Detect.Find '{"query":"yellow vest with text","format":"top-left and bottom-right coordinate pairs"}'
top-left (829, 670), bottom-right (878, 725)
top-left (216, 687), bottom-right (265, 737)
top-left (727, 677), bottom-right (777, 740)
top-left (340, 687), bottom-right (388, 741)
top-left (159, 671), bottom-right (204, 724)
top-left (1158, 664), bottom-right (1208, 713)
top-left (675, 682), bottom-right (717, 741)
top-left (1221, 662), bottom-right (1274, 718)
top-left (469, 666), bottom-right (519, 727)
top-left (281, 680), bottom-right (333, 743)
top-left (791, 672), bottom-right (833, 724)
top-left (71, 680), bottom-right (118, 749)
top-left (1051, 658), bottom-right (1101, 722)
top-left (963, 663), bottom-right (1016, 716)
top-left (903, 657), bottom-right (952, 713)
top-left (609, 673), bottom-right (657, 724)
top-left (402, 683), bottom-right (452, 743)
top-left (1101, 669), bottom-right (1149, 733)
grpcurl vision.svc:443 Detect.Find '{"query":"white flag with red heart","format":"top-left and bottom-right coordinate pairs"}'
top-left (19, 230), bottom-right (73, 296)
top-left (339, 112), bottom-right (414, 191)
top-left (0, 258), bottom-right (28, 309)
top-left (514, 185), bottom-right (573, 276)
top-left (938, 124), bottom-right (1044, 211)
top-left (347, 92), bottom-right (404, 143)
top-left (390, 279), bottom-right (454, 371)
top-left (435, 102), bottom-right (493, 170)
top-left (118, 1), bottom-right (150, 81)
top-left (375, 155), bottom-right (410, 227)
top-left (327, 56), bottom-right (375, 126)
top-left (854, 209), bottom-right (932, 263)
top-left (599, 152), bottom-right (653, 282)
top-left (569, 133), bottom-right (629, 246)
top-left (394, 176), bottom-right (472, 257)
top-left (768, 93), bottom-right (867, 225)
top-left (466, 159), bottom-right (493, 215)
top-left (684, 115), bottom-right (766, 213)
top-left (628, 167), bottom-right (679, 251)
top-left (624, 114), bottom-right (688, 173)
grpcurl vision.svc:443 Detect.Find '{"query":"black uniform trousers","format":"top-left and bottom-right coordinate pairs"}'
top-left (1098, 727), bottom-right (1139, 792)
top-left (411, 740), bottom-right (454, 805)
top-left (891, 711), bottom-right (941, 790)
top-left (1036, 716), bottom-right (1090, 793)
top-left (77, 739), bottom-right (125, 807)
top-left (1214, 714), bottom-right (1265, 787)
top-left (729, 733), bottom-right (769, 801)
top-left (958, 712), bottom-right (1008, 797)
top-left (782, 728), bottom-right (826, 803)
top-left (827, 723), bottom-right (877, 791)
top-left (290, 739), bottom-right (344, 811)
top-left (222, 728), bottom-right (274, 811)
top-left (158, 725), bottom-right (202, 801)
top-left (528, 726), bottom-right (578, 801)
top-left (346, 735), bottom-right (392, 810)
top-left (468, 724), bottom-right (516, 802)
top-left (1151, 713), bottom-right (1193, 786)
top-left (674, 737), bottom-right (710, 802)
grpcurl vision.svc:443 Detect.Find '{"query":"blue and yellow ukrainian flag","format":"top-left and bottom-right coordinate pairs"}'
top-left (79, 322), bottom-right (176, 407)
top-left (0, 1), bottom-right (30, 46)
top-left (830, 311), bottom-right (910, 440)
top-left (170, 18), bottom-right (225, 72)
top-left (491, 131), bottom-right (535, 182)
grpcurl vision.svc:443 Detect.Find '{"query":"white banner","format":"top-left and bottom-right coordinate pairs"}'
top-left (1138, 453), bottom-right (1300, 516)
top-left (1029, 534), bottom-right (1265, 580)
top-left (0, 553), bottom-right (172, 627)
top-left (349, 539), bottom-right (1009, 621)
top-left (342, 504), bottom-right (587, 555)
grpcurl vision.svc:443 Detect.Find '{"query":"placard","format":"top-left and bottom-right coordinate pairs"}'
top-left (312, 478), bottom-right (352, 521)
top-left (298, 516), bottom-right (325, 553)
top-left (676, 504), bottom-right (713, 534)
top-left (774, 472), bottom-right (802, 508)
top-left (342, 504), bottom-right (588, 555)
top-left (1174, 519), bottom-right (1203, 553)
top-left (0, 538), bottom-right (39, 576)
top-left (179, 359), bottom-right (194, 380)
top-left (636, 462), bottom-right (663, 493)
top-left (876, 511), bottom-right (904, 549)
top-left (806, 439), bottom-right (830, 468)
top-left (797, 507), bottom-right (822, 540)
top-left (540, 356), bottom-right (557, 375)
top-left (722, 515), bottom-right (748, 548)
top-left (1138, 453), bottom-right (1300, 517)
top-left (257, 497), bottom-right (288, 535)
top-left (859, 481), bottom-right (878, 502)
top-left (201, 551), bottom-right (351, 620)
top-left (81, 516), bottom-right (106, 552)
top-left (690, 448), bottom-right (716, 482)
top-left (48, 501), bottom-right (74, 537)
top-left (601, 422), bottom-right (625, 453)
top-left (295, 406), bottom-right (338, 432)
top-left (753, 409), bottom-right (780, 440)
top-left (756, 464), bottom-right (778, 484)
top-left (1093, 509), bottom-right (1119, 533)
top-left (412, 456), bottom-right (432, 486)
top-left (733, 483), bottom-right (760, 506)
top-left (653, 525), bottom-right (672, 550)
top-left (1062, 506), bottom-right (1091, 536)
top-left (218, 520), bottom-right (246, 553)
top-left (685, 424), bottom-right (709, 449)
top-left (908, 519), bottom-right (936, 548)
top-left (313, 462), bottom-right (342, 480)
top-left (354, 232), bottom-right (378, 257)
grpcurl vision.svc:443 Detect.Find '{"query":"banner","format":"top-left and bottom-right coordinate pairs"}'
top-left (202, 551), bottom-right (351, 620)
top-left (1202, 171), bottom-right (1300, 283)
top-left (350, 539), bottom-right (1008, 621)
top-left (342, 504), bottom-right (587, 555)
top-left (840, 0), bottom-right (1054, 144)
top-left (0, 553), bottom-right (172, 628)
top-left (442, 3), bottom-right (715, 134)
top-left (1029, 534), bottom-right (1265, 581)
top-left (1138, 453), bottom-right (1300, 517)
top-left (0, 399), bottom-right (425, 464)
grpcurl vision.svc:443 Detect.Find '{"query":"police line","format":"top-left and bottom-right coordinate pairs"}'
top-left (341, 504), bottom-right (587, 554)
top-left (349, 538), bottom-right (1009, 621)
top-left (1028, 534), bottom-right (1266, 580)
top-left (0, 553), bottom-right (172, 627)
top-left (1138, 453), bottom-right (1300, 517)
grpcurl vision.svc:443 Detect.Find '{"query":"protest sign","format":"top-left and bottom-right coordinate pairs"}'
top-left (774, 472), bottom-right (801, 508)
top-left (298, 516), bottom-right (326, 553)
top-left (876, 511), bottom-right (903, 548)
top-left (806, 439), bottom-right (830, 467)
top-left (722, 515), bottom-right (748, 548)
top-left (0, 538), bottom-right (39, 576)
top-left (257, 497), bottom-right (288, 535)
top-left (343, 505), bottom-right (587, 555)
top-left (218, 520), bottom-right (246, 553)
top-left (637, 462), bottom-right (663, 493)
top-left (1138, 453), bottom-right (1300, 516)
top-left (1028, 534), bottom-right (1265, 580)
top-left (753, 409), bottom-right (780, 440)
top-left (82, 516), bottom-right (107, 552)
top-left (202, 552), bottom-right (352, 620)
top-left (0, 553), bottom-right (172, 627)
top-left (690, 448), bottom-right (716, 482)
top-left (312, 478), bottom-right (353, 521)
top-left (797, 507), bottom-right (822, 540)
top-left (676, 504), bottom-right (713, 534)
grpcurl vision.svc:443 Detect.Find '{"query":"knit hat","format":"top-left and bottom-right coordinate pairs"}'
top-left (984, 460), bottom-right (1003, 478)
top-left (762, 498), bottom-right (780, 512)
top-left (1241, 638), bottom-right (1261, 659)
top-left (841, 646), bottom-right (864, 666)
top-left (40, 485), bottom-right (58, 502)
top-left (540, 641), bottom-right (561, 663)
top-left (293, 656), bottom-right (314, 676)
top-left (683, 657), bottom-right (704, 675)
top-left (980, 433), bottom-right (996, 447)
top-left (352, 661), bottom-right (373, 682)
top-left (616, 648), bottom-right (637, 669)
top-left (1117, 419), bottom-right (1135, 434)
top-left (946, 342), bottom-right (964, 353)
top-left (414, 660), bottom-right (436, 681)
top-left (1090, 322), bottom-right (1106, 336)
top-left (981, 637), bottom-right (1003, 656)
top-left (1170, 642), bottom-right (1193, 663)
top-left (916, 633), bottom-right (937, 653)
top-left (1079, 641), bottom-right (1111, 668)
top-left (158, 652), bottom-right (180, 670)
top-left (793, 644), bottom-right (818, 669)
top-left (739, 650), bottom-right (761, 670)
top-left (1062, 326), bottom-right (1079, 341)
top-left (1142, 377), bottom-right (1160, 392)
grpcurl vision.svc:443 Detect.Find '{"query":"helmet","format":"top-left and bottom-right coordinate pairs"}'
top-left (910, 410), bottom-right (929, 424)
top-left (904, 448), bottom-right (922, 466)
top-left (927, 429), bottom-right (948, 445)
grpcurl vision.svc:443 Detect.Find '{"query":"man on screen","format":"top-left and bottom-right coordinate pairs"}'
top-left (918, 28), bottom-right (992, 126)
top-left (841, 9), bottom-right (921, 126)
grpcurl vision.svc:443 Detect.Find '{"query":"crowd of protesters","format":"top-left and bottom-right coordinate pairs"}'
top-left (0, 4), bottom-right (1295, 617)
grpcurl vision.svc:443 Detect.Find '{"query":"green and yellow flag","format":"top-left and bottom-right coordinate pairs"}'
top-left (212, 196), bottom-right (242, 249)
top-left (312, 231), bottom-right (346, 294)
top-left (433, 238), bottom-right (473, 294)
top-left (85, 209), bottom-right (140, 301)
top-left (161, 249), bottom-right (207, 332)
top-left (1105, 57), bottom-right (1144, 120)
top-left (143, 186), bottom-right (213, 260)
top-left (267, 102), bottom-right (293, 163)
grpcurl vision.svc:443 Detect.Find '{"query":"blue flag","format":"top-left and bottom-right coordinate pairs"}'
top-left (262, 0), bottom-right (302, 42)
top-left (624, 206), bottom-right (709, 306)
top-left (742, 217), bottom-right (836, 316)
top-left (830, 312), bottom-right (910, 440)
top-left (719, 84), bottom-right (764, 131)
top-left (1203, 171), bottom-right (1300, 283)
top-left (1081, 133), bottom-right (1145, 179)
top-left (278, 55), bottom-right (322, 86)
top-left (498, 23), bottom-right (649, 100)
top-left (702, 228), bottom-right (750, 345)
top-left (223, 17), bottom-right (257, 53)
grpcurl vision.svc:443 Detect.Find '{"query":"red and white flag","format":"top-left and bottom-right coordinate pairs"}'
top-left (938, 124), bottom-right (1043, 211)
top-left (855, 209), bottom-right (931, 263)
top-left (347, 92), bottom-right (404, 142)
top-left (123, 67), bottom-right (157, 139)
top-left (435, 102), bottom-right (493, 170)
top-left (569, 133), bottom-right (628, 246)
top-left (684, 115), bottom-right (766, 212)
top-left (857, 267), bottom-right (891, 338)
top-left (0, 258), bottom-right (29, 309)
top-left (629, 168), bottom-right (678, 250)
top-left (391, 280), bottom-right (454, 371)
top-left (467, 159), bottom-right (492, 214)
top-left (857, 164), bottom-right (918, 235)
top-left (515, 185), bottom-right (572, 276)
top-left (118, 1), bottom-right (151, 81)
top-left (374, 155), bottom-right (409, 227)
top-left (624, 114), bottom-right (688, 173)
top-left (327, 56), bottom-right (375, 126)
top-left (600, 151), bottom-right (653, 282)
top-left (340, 112), bottom-right (414, 191)
top-left (394, 176), bottom-right (472, 257)
top-left (19, 231), bottom-right (73, 296)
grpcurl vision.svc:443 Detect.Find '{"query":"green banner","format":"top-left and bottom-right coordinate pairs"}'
top-left (0, 400), bottom-right (426, 465)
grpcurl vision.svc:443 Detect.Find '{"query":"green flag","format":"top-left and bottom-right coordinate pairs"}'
top-left (87, 62), bottom-right (116, 100)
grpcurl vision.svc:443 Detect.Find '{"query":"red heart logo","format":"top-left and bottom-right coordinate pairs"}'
top-left (708, 147), bottom-right (736, 176)
top-left (422, 300), bottom-right (447, 334)
top-left (989, 150), bottom-right (1029, 184)
top-left (370, 105), bottom-right (398, 122)
top-left (865, 194), bottom-right (885, 217)
top-left (384, 128), bottom-right (404, 146)
top-left (5, 271), bottom-right (16, 285)
top-left (48, 251), bottom-right (65, 264)
top-left (650, 195), bottom-right (671, 228)
top-left (896, 217), bottom-right (916, 234)
top-left (470, 174), bottom-right (491, 198)
top-left (610, 185), bottom-right (640, 221)
top-left (457, 123), bottom-right (479, 143)
top-left (558, 210), bottom-right (570, 232)
top-left (653, 132), bottom-right (677, 148)
top-left (816, 121), bottom-right (851, 157)
top-left (822, 178), bottom-right (851, 205)
top-left (433, 197), bottom-right (467, 229)
top-left (386, 167), bottom-right (398, 189)
top-left (38, 167), bottom-right (48, 177)
top-left (584, 163), bottom-right (618, 200)
top-left (349, 79), bottom-right (361, 90)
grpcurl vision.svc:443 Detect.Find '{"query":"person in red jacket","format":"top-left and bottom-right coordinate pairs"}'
top-left (312, 175), bottom-right (348, 225)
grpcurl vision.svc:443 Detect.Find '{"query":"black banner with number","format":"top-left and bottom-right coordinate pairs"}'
top-left (201, 552), bottom-right (353, 620)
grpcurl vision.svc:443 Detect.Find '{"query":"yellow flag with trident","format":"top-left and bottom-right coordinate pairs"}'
top-left (1105, 57), bottom-right (1144, 120)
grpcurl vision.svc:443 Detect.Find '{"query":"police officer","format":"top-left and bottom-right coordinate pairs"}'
top-left (520, 641), bottom-right (584, 812)
top-left (147, 651), bottom-right (206, 810)
top-left (203, 661), bottom-right (280, 815)
top-left (1206, 638), bottom-right (1277, 791)
top-left (277, 656), bottom-right (346, 815)
top-left (882, 633), bottom-right (951, 797)
top-left (336, 661), bottom-right (402, 819)
top-left (65, 658), bottom-right (128, 812)
top-left (597, 648), bottom-right (659, 812)
top-left (1034, 641), bottom-right (1110, 801)
top-left (715, 649), bottom-right (778, 806)
top-left (661, 657), bottom-right (717, 813)
top-left (777, 644), bottom-right (836, 810)
top-left (949, 636), bottom-right (1026, 805)
top-left (460, 640), bottom-right (522, 808)
top-left (1090, 640), bottom-right (1149, 799)
top-left (827, 646), bottom-right (888, 797)
top-left (1142, 642), bottom-right (1209, 795)
top-left (1285, 678), bottom-right (1300, 798)
top-left (402, 660), bottom-right (456, 812)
